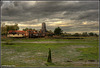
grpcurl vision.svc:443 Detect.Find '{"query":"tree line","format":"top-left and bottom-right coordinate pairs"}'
top-left (53, 27), bottom-right (98, 37)
top-left (1, 24), bottom-right (98, 37)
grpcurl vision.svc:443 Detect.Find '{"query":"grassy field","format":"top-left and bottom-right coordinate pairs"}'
top-left (1, 37), bottom-right (99, 67)
top-left (1, 37), bottom-right (98, 43)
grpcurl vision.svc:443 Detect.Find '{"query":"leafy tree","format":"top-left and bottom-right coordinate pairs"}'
top-left (29, 28), bottom-right (32, 30)
top-left (64, 32), bottom-right (72, 36)
top-left (1, 23), bottom-right (19, 35)
top-left (1, 26), bottom-right (7, 35)
top-left (47, 30), bottom-right (53, 33)
top-left (23, 28), bottom-right (35, 31)
top-left (47, 30), bottom-right (54, 37)
top-left (94, 33), bottom-right (98, 37)
top-left (14, 23), bottom-right (19, 30)
top-left (54, 27), bottom-right (63, 35)
top-left (82, 32), bottom-right (88, 37)
top-left (88, 32), bottom-right (94, 36)
top-left (6, 25), bottom-right (19, 32)
top-left (73, 33), bottom-right (81, 37)
top-left (23, 28), bottom-right (28, 31)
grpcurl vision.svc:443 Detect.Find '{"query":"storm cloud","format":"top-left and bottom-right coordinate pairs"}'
top-left (1, 1), bottom-right (99, 33)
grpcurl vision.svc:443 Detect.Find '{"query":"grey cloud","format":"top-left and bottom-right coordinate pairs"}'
top-left (71, 10), bottom-right (99, 21)
top-left (1, 1), bottom-right (99, 33)
top-left (2, 1), bottom-right (98, 21)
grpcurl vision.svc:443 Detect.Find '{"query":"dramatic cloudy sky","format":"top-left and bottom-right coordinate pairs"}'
top-left (1, 1), bottom-right (99, 34)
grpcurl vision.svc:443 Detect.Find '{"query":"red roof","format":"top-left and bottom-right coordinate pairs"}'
top-left (8, 30), bottom-right (26, 34)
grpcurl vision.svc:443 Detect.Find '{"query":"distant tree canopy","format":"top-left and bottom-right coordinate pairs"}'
top-left (72, 33), bottom-right (81, 37)
top-left (47, 30), bottom-right (54, 36)
top-left (88, 32), bottom-right (94, 36)
top-left (47, 30), bottom-right (53, 33)
top-left (54, 27), bottom-right (63, 35)
top-left (23, 28), bottom-right (29, 31)
top-left (63, 32), bottom-right (98, 37)
top-left (6, 24), bottom-right (19, 31)
top-left (88, 32), bottom-right (98, 37)
top-left (1, 23), bottom-right (19, 35)
top-left (23, 28), bottom-right (35, 31)
top-left (82, 32), bottom-right (88, 37)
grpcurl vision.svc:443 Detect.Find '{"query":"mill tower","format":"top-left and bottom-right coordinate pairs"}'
top-left (42, 22), bottom-right (47, 33)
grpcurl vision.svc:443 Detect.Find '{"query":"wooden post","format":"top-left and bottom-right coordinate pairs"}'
top-left (47, 48), bottom-right (52, 63)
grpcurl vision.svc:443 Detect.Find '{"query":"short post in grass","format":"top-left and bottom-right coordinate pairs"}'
top-left (47, 48), bottom-right (52, 63)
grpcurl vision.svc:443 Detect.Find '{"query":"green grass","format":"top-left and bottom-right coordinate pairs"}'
top-left (1, 37), bottom-right (99, 67)
top-left (1, 37), bottom-right (98, 43)
top-left (76, 47), bottom-right (99, 60)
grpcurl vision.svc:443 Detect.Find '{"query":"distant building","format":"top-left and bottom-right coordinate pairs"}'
top-left (7, 30), bottom-right (28, 37)
top-left (41, 22), bottom-right (47, 33)
top-left (7, 22), bottom-right (53, 38)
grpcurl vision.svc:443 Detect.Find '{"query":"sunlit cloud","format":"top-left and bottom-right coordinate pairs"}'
top-left (82, 21), bottom-right (87, 25)
top-left (18, 23), bottom-right (41, 27)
